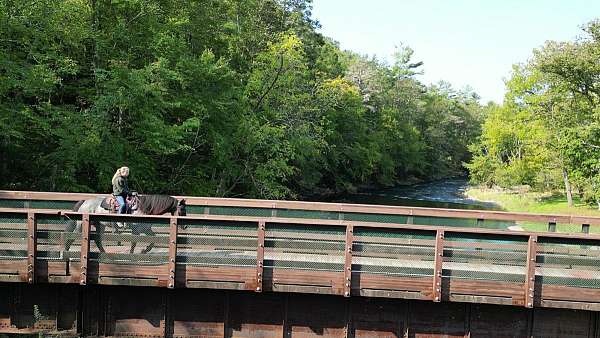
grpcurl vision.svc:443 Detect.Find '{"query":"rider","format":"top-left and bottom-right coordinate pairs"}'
top-left (112, 166), bottom-right (130, 214)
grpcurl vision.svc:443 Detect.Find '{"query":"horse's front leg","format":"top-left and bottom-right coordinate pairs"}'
top-left (113, 222), bottom-right (123, 246)
top-left (141, 226), bottom-right (155, 254)
top-left (129, 226), bottom-right (138, 254)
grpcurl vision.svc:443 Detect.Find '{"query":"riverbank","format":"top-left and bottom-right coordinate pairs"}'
top-left (465, 186), bottom-right (600, 232)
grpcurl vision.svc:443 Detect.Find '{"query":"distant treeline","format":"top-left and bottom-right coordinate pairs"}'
top-left (0, 0), bottom-right (483, 198)
top-left (466, 20), bottom-right (600, 208)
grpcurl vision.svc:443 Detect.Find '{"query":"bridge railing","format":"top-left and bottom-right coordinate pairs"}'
top-left (1, 190), bottom-right (599, 233)
top-left (1, 208), bottom-right (600, 311)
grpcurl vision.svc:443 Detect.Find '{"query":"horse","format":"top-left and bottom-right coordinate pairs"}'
top-left (64, 194), bottom-right (187, 254)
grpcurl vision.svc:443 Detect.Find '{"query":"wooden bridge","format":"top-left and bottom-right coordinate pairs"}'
top-left (1, 190), bottom-right (600, 337)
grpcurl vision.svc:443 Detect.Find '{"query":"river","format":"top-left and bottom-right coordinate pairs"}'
top-left (329, 179), bottom-right (513, 230)
top-left (334, 178), bottom-right (499, 210)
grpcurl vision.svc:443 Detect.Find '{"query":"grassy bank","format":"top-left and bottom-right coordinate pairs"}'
top-left (465, 186), bottom-right (600, 232)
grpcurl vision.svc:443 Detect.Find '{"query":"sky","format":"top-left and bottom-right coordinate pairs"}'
top-left (312, 0), bottom-right (600, 103)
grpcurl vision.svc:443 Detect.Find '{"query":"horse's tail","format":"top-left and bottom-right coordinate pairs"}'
top-left (64, 200), bottom-right (85, 253)
top-left (72, 200), bottom-right (85, 211)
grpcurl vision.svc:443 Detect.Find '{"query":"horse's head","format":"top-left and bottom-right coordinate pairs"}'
top-left (176, 199), bottom-right (188, 229)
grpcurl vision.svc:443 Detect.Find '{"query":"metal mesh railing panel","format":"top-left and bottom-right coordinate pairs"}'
top-left (442, 233), bottom-right (528, 283)
top-left (37, 215), bottom-right (82, 262)
top-left (344, 213), bottom-right (408, 224)
top-left (537, 238), bottom-right (600, 288)
top-left (88, 216), bottom-right (170, 265)
top-left (177, 220), bottom-right (257, 268)
top-left (186, 205), bottom-right (206, 215)
top-left (276, 209), bottom-right (340, 220)
top-left (352, 228), bottom-right (436, 277)
top-left (0, 214), bottom-right (28, 261)
top-left (0, 199), bottom-right (77, 210)
top-left (265, 224), bottom-right (345, 272)
top-left (205, 206), bottom-right (272, 217)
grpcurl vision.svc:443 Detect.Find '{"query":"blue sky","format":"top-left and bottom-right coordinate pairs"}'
top-left (312, 0), bottom-right (600, 103)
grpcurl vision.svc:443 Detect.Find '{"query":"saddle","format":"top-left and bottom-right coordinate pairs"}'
top-left (101, 194), bottom-right (137, 214)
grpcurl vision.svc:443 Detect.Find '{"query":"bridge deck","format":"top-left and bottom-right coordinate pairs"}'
top-left (0, 208), bottom-right (598, 313)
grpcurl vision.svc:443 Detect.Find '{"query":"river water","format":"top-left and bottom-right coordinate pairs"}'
top-left (334, 178), bottom-right (499, 210)
top-left (329, 179), bottom-right (513, 230)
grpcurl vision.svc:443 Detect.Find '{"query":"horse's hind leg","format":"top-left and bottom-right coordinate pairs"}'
top-left (94, 222), bottom-right (106, 253)
top-left (62, 220), bottom-right (80, 260)
top-left (64, 220), bottom-right (77, 252)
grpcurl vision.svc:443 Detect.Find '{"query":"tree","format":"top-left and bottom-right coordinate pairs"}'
top-left (467, 20), bottom-right (600, 207)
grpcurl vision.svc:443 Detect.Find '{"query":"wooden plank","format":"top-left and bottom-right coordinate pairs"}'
top-left (540, 299), bottom-right (600, 311)
top-left (26, 211), bottom-right (36, 283)
top-left (446, 280), bottom-right (525, 300)
top-left (177, 265), bottom-right (254, 286)
top-left (80, 213), bottom-right (90, 285)
top-left (525, 235), bottom-right (537, 308)
top-left (167, 217), bottom-right (177, 289)
top-left (344, 224), bottom-right (353, 297)
top-left (255, 220), bottom-right (265, 292)
top-left (540, 284), bottom-right (600, 303)
top-left (0, 260), bottom-right (26, 276)
top-left (433, 230), bottom-right (444, 302)
top-left (6, 189), bottom-right (600, 226)
top-left (353, 274), bottom-right (432, 298)
top-left (269, 269), bottom-right (343, 294)
top-left (0, 191), bottom-right (98, 201)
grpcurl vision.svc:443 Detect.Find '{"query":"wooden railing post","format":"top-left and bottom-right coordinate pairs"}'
top-left (80, 213), bottom-right (90, 285)
top-left (26, 211), bottom-right (36, 284)
top-left (168, 217), bottom-right (178, 289)
top-left (255, 220), bottom-right (265, 292)
top-left (343, 224), bottom-right (354, 297)
top-left (432, 230), bottom-right (444, 302)
top-left (525, 235), bottom-right (538, 308)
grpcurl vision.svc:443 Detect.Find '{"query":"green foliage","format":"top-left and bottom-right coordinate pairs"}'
top-left (0, 0), bottom-right (483, 198)
top-left (467, 20), bottom-right (600, 207)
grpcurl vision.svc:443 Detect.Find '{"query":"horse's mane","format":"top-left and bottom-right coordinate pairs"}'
top-left (137, 195), bottom-right (178, 215)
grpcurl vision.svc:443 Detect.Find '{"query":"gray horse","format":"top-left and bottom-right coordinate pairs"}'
top-left (64, 195), bottom-right (187, 254)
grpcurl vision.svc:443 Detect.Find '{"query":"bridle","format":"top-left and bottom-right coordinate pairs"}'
top-left (174, 199), bottom-right (186, 216)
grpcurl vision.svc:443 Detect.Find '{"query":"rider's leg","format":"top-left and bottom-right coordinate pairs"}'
top-left (115, 195), bottom-right (126, 229)
top-left (116, 195), bottom-right (126, 214)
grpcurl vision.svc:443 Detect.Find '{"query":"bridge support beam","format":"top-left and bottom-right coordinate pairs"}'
top-left (1, 283), bottom-right (599, 338)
